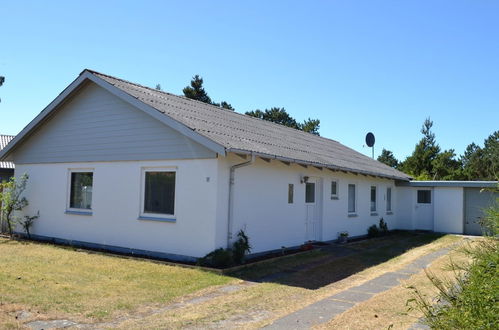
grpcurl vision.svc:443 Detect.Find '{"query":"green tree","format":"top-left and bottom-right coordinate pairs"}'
top-left (377, 148), bottom-right (399, 168)
top-left (182, 75), bottom-right (235, 111)
top-left (400, 118), bottom-right (441, 178)
top-left (183, 75), bottom-right (213, 104)
top-left (300, 118), bottom-right (320, 135)
top-left (0, 174), bottom-right (29, 236)
top-left (461, 131), bottom-right (499, 180)
top-left (246, 107), bottom-right (299, 129)
top-left (220, 101), bottom-right (234, 110)
top-left (431, 149), bottom-right (463, 180)
top-left (155, 83), bottom-right (162, 91)
top-left (246, 108), bottom-right (320, 135)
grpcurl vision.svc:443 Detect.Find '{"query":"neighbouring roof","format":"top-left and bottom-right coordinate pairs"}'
top-left (398, 181), bottom-right (498, 188)
top-left (0, 69), bottom-right (411, 181)
top-left (0, 134), bottom-right (15, 169)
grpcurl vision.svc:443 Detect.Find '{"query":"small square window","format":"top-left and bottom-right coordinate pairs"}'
top-left (331, 180), bottom-right (338, 199)
top-left (288, 184), bottom-right (294, 204)
top-left (417, 190), bottom-right (431, 204)
top-left (69, 171), bottom-right (93, 210)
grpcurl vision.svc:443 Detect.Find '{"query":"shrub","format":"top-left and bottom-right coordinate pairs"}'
top-left (379, 218), bottom-right (388, 234)
top-left (198, 230), bottom-right (251, 268)
top-left (232, 230), bottom-right (251, 264)
top-left (197, 248), bottom-right (234, 268)
top-left (367, 224), bottom-right (379, 237)
top-left (0, 174), bottom-right (29, 236)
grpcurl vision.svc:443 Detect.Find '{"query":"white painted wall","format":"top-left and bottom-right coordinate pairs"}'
top-left (215, 155), bottom-right (398, 254)
top-left (15, 158), bottom-right (219, 258)
top-left (394, 186), bottom-right (464, 234)
top-left (395, 187), bottom-right (415, 230)
top-left (433, 187), bottom-right (464, 234)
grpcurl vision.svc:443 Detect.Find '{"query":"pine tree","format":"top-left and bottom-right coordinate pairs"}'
top-left (377, 149), bottom-right (399, 168)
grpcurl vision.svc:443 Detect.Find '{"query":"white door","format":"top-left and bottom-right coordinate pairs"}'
top-left (305, 178), bottom-right (322, 241)
top-left (415, 189), bottom-right (434, 230)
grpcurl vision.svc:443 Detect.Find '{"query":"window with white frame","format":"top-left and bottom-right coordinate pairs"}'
top-left (68, 170), bottom-right (93, 210)
top-left (348, 184), bottom-right (356, 213)
top-left (331, 180), bottom-right (338, 199)
top-left (386, 187), bottom-right (392, 212)
top-left (370, 186), bottom-right (377, 212)
top-left (141, 168), bottom-right (176, 217)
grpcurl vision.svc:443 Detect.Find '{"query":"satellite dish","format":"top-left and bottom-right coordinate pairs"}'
top-left (365, 132), bottom-right (375, 147)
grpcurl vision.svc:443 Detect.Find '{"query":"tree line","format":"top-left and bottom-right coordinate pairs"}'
top-left (377, 118), bottom-right (498, 181)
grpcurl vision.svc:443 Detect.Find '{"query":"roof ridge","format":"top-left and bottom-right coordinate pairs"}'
top-left (83, 69), bottom-right (344, 145)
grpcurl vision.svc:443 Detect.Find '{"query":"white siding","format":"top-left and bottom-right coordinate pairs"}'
top-left (12, 82), bottom-right (215, 164)
top-left (15, 159), bottom-right (219, 258)
top-left (215, 155), bottom-right (398, 254)
top-left (433, 187), bottom-right (464, 234)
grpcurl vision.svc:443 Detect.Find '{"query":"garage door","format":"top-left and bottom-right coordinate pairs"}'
top-left (464, 188), bottom-right (497, 235)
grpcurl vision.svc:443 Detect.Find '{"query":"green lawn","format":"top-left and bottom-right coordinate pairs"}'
top-left (0, 238), bottom-right (233, 322)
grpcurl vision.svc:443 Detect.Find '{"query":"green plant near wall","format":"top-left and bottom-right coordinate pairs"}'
top-left (198, 230), bottom-right (252, 268)
top-left (0, 174), bottom-right (29, 236)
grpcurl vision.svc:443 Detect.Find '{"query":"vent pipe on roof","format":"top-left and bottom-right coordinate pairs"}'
top-left (227, 154), bottom-right (255, 248)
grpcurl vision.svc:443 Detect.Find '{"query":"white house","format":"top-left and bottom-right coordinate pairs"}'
top-left (0, 70), bottom-right (496, 261)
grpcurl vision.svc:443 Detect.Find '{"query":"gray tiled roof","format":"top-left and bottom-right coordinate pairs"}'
top-left (0, 134), bottom-right (15, 169)
top-left (90, 70), bottom-right (410, 181)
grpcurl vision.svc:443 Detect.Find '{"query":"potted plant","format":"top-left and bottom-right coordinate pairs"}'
top-left (338, 231), bottom-right (349, 244)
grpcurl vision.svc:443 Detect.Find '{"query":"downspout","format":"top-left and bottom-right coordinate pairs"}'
top-left (227, 154), bottom-right (255, 248)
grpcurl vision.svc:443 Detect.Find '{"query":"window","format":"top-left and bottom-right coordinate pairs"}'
top-left (142, 169), bottom-right (176, 216)
top-left (386, 187), bottom-right (392, 212)
top-left (348, 184), bottom-right (356, 213)
top-left (417, 190), bottom-right (431, 204)
top-left (331, 180), bottom-right (338, 199)
top-left (305, 182), bottom-right (315, 203)
top-left (370, 186), bottom-right (377, 212)
top-left (288, 184), bottom-right (294, 204)
top-left (69, 171), bottom-right (93, 210)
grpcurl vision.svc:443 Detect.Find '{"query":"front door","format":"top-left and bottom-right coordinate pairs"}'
top-left (415, 189), bottom-right (434, 230)
top-left (305, 178), bottom-right (322, 241)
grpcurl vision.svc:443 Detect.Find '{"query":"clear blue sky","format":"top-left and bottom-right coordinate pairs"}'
top-left (1, 0), bottom-right (498, 161)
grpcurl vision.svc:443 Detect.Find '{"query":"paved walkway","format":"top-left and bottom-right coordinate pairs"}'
top-left (265, 245), bottom-right (455, 329)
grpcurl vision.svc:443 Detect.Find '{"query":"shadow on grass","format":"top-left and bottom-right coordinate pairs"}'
top-left (229, 231), bottom-right (445, 290)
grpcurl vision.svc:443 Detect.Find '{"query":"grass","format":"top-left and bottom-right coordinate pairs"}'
top-left (0, 232), bottom-right (464, 328)
top-left (411, 238), bottom-right (498, 329)
top-left (0, 238), bottom-right (233, 323)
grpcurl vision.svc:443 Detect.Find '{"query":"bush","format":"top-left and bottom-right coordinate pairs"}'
top-left (232, 230), bottom-right (251, 264)
top-left (198, 230), bottom-right (252, 268)
top-left (379, 218), bottom-right (388, 234)
top-left (367, 224), bottom-right (379, 237)
top-left (197, 248), bottom-right (234, 268)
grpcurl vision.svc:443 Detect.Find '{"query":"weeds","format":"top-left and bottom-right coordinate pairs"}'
top-left (408, 186), bottom-right (498, 329)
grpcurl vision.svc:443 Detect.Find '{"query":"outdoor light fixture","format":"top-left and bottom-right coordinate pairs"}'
top-left (300, 175), bottom-right (309, 184)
